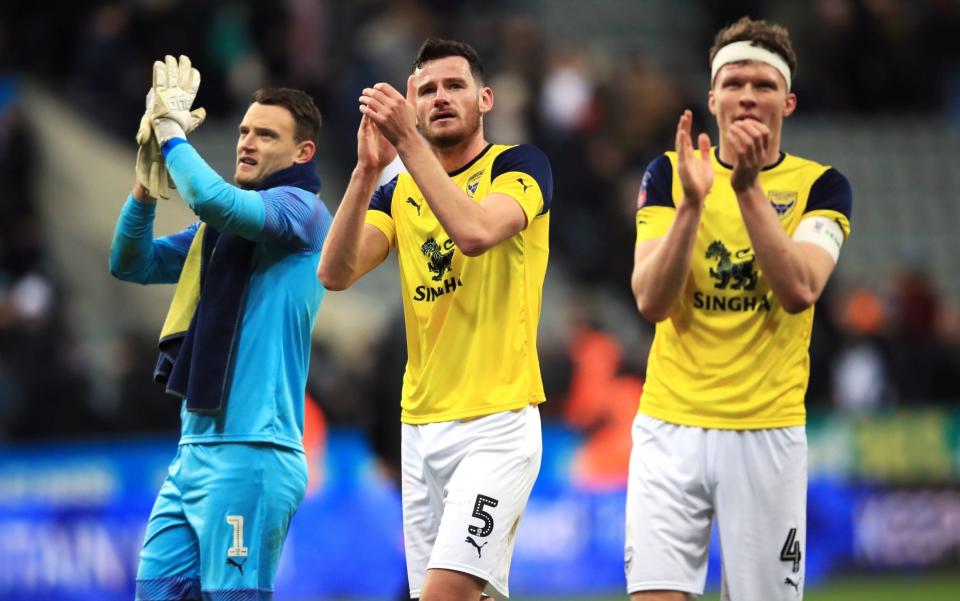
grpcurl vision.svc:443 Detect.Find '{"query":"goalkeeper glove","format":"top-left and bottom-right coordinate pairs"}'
top-left (150, 54), bottom-right (202, 145)
top-left (136, 88), bottom-right (206, 199)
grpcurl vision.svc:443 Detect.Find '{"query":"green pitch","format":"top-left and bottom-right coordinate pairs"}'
top-left (512, 572), bottom-right (960, 601)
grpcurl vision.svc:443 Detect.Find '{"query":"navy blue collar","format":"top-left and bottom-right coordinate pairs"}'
top-left (254, 161), bottom-right (322, 193)
top-left (714, 146), bottom-right (786, 171)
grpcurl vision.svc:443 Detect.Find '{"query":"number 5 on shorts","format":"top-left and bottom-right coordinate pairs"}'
top-left (468, 494), bottom-right (499, 537)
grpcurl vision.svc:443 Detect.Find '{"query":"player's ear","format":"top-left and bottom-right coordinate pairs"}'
top-left (708, 89), bottom-right (717, 116)
top-left (479, 85), bottom-right (493, 115)
top-left (783, 92), bottom-right (797, 118)
top-left (294, 140), bottom-right (316, 164)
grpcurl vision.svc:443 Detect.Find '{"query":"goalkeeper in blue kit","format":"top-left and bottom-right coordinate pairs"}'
top-left (109, 55), bottom-right (331, 600)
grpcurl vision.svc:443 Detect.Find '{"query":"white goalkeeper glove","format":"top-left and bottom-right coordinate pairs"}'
top-left (136, 88), bottom-right (206, 199)
top-left (150, 54), bottom-right (202, 145)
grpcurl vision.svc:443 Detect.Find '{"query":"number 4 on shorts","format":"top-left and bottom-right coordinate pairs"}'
top-left (780, 527), bottom-right (801, 573)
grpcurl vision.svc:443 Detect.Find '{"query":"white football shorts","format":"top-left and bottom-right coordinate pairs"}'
top-left (625, 413), bottom-right (807, 600)
top-left (402, 404), bottom-right (542, 599)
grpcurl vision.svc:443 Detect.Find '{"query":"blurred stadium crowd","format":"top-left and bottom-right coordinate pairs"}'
top-left (1, 0), bottom-right (960, 445)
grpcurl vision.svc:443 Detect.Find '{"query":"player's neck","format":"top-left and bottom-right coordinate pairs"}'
top-left (432, 131), bottom-right (489, 174)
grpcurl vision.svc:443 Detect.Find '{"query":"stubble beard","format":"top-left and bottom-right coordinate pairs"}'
top-left (423, 111), bottom-right (482, 149)
top-left (235, 171), bottom-right (258, 190)
top-left (235, 175), bottom-right (251, 190)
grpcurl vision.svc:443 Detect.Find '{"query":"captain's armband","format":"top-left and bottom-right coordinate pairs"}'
top-left (792, 216), bottom-right (844, 262)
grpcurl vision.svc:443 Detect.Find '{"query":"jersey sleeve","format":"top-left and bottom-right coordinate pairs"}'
top-left (109, 194), bottom-right (200, 284)
top-left (636, 155), bottom-right (677, 243)
top-left (260, 188), bottom-right (332, 252)
top-left (489, 144), bottom-right (553, 227)
top-left (364, 174), bottom-right (398, 247)
top-left (163, 141), bottom-right (266, 240)
top-left (803, 168), bottom-right (852, 239)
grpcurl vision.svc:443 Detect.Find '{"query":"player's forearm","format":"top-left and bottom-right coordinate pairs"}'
top-left (395, 136), bottom-right (496, 255)
top-left (737, 184), bottom-right (820, 313)
top-left (109, 195), bottom-right (160, 283)
top-left (632, 201), bottom-right (702, 322)
top-left (318, 165), bottom-right (379, 290)
top-left (163, 141), bottom-right (264, 240)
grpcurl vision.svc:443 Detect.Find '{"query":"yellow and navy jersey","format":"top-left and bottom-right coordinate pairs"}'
top-left (635, 148), bottom-right (852, 429)
top-left (365, 143), bottom-right (552, 424)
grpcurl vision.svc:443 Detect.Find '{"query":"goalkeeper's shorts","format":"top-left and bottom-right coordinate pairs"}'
top-left (134, 442), bottom-right (307, 601)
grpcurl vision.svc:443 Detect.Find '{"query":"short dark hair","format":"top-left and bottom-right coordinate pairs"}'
top-left (413, 37), bottom-right (485, 84)
top-left (709, 17), bottom-right (797, 83)
top-left (251, 87), bottom-right (322, 145)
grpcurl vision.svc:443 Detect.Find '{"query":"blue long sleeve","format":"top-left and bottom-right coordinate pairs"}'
top-left (163, 142), bottom-right (266, 240)
top-left (163, 140), bottom-right (329, 252)
top-left (109, 195), bottom-right (198, 284)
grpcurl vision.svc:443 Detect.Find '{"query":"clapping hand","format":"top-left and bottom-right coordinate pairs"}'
top-left (726, 117), bottom-right (770, 193)
top-left (675, 109), bottom-right (714, 208)
top-left (134, 55), bottom-right (206, 199)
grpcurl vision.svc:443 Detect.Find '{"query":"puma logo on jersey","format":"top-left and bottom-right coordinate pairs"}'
top-left (784, 576), bottom-right (801, 596)
top-left (406, 197), bottom-right (422, 215)
top-left (517, 177), bottom-right (531, 194)
top-left (226, 557), bottom-right (246, 576)
top-left (465, 535), bottom-right (488, 558)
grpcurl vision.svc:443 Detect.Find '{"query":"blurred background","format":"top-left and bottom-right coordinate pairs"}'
top-left (1, 0), bottom-right (960, 599)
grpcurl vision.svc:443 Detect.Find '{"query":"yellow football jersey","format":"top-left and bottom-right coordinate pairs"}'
top-left (635, 148), bottom-right (852, 429)
top-left (366, 143), bottom-right (552, 424)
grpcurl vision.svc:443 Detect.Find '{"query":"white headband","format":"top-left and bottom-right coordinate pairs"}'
top-left (711, 40), bottom-right (791, 91)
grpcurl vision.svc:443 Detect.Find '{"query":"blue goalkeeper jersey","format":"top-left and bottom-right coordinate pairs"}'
top-left (110, 142), bottom-right (331, 451)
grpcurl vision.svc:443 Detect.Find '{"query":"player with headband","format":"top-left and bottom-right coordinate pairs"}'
top-left (625, 16), bottom-right (852, 601)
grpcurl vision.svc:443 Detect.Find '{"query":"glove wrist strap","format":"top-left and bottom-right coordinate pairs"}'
top-left (153, 118), bottom-right (186, 146)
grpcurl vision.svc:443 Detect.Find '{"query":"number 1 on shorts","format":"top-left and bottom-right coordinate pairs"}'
top-left (227, 515), bottom-right (249, 558)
